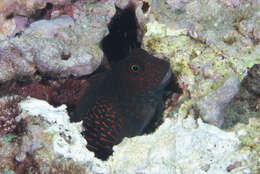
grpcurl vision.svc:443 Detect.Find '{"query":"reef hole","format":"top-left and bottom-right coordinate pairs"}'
top-left (61, 52), bottom-right (71, 60)
top-left (101, 6), bottom-right (141, 64)
top-left (29, 3), bottom-right (53, 21)
top-left (142, 1), bottom-right (150, 13)
top-left (145, 75), bottom-right (182, 133)
top-left (6, 13), bottom-right (14, 20)
top-left (100, 2), bottom-right (183, 136)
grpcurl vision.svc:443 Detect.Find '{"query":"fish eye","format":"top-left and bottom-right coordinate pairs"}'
top-left (130, 64), bottom-right (140, 72)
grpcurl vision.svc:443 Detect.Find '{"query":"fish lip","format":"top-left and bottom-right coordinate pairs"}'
top-left (160, 68), bottom-right (172, 86)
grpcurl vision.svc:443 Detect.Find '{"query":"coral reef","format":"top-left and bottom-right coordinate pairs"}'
top-left (110, 117), bottom-right (256, 174)
top-left (140, 1), bottom-right (260, 171)
top-left (0, 97), bottom-right (97, 173)
top-left (0, 0), bottom-right (259, 173)
top-left (0, 98), bottom-right (88, 173)
top-left (143, 0), bottom-right (260, 124)
top-left (8, 74), bottom-right (105, 112)
top-left (0, 97), bottom-right (258, 174)
top-left (0, 0), bottom-right (115, 83)
top-left (146, 0), bottom-right (260, 74)
top-left (0, 0), bottom-right (72, 37)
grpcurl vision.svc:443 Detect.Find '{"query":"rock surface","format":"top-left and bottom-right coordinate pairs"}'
top-left (0, 0), bottom-right (71, 37)
top-left (0, 97), bottom-right (259, 174)
top-left (197, 76), bottom-right (240, 127)
top-left (0, 1), bottom-right (116, 82)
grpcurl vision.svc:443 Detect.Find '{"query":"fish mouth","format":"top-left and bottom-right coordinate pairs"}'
top-left (160, 68), bottom-right (172, 87)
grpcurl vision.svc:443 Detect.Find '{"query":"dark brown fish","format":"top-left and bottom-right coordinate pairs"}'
top-left (74, 48), bottom-right (172, 160)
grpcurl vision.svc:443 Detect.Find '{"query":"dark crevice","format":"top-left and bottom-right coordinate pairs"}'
top-left (101, 6), bottom-right (141, 64)
top-left (61, 52), bottom-right (71, 60)
top-left (164, 75), bottom-right (182, 95)
top-left (29, 3), bottom-right (53, 22)
top-left (142, 1), bottom-right (150, 13)
top-left (46, 3), bottom-right (54, 10)
top-left (6, 13), bottom-right (14, 20)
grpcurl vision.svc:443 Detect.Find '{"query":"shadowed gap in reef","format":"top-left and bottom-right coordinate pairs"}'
top-left (101, 6), bottom-right (141, 64)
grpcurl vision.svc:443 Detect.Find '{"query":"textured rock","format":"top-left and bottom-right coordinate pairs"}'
top-left (110, 117), bottom-right (252, 174)
top-left (142, 0), bottom-right (260, 130)
top-left (0, 45), bottom-right (37, 82)
top-left (0, 0), bottom-right (72, 37)
top-left (236, 10), bottom-right (260, 43)
top-left (0, 97), bottom-right (258, 173)
top-left (144, 0), bottom-right (260, 97)
top-left (17, 98), bottom-right (95, 162)
top-left (197, 76), bottom-right (240, 127)
top-left (0, 0), bottom-right (259, 173)
top-left (0, 97), bottom-right (104, 173)
top-left (0, 1), bottom-right (116, 82)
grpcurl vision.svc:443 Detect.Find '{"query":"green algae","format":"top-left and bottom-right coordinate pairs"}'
top-left (143, 21), bottom-right (260, 99)
top-left (239, 118), bottom-right (260, 151)
top-left (143, 17), bottom-right (260, 172)
top-left (144, 23), bottom-right (230, 98)
top-left (174, 99), bottom-right (195, 119)
top-left (236, 118), bottom-right (260, 174)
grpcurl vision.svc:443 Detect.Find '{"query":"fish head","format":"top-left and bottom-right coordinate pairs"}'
top-left (112, 48), bottom-right (172, 97)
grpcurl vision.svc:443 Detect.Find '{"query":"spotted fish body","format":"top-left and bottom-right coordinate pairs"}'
top-left (74, 48), bottom-right (172, 160)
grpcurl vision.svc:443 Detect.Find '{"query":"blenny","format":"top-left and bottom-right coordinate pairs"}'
top-left (74, 48), bottom-right (172, 160)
